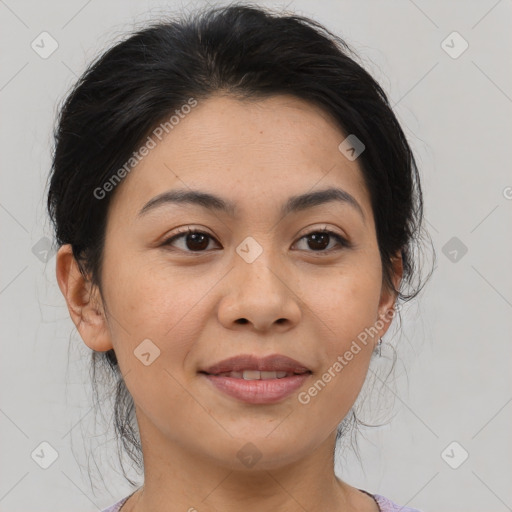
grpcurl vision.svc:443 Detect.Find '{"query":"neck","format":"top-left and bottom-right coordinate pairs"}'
top-left (121, 411), bottom-right (367, 512)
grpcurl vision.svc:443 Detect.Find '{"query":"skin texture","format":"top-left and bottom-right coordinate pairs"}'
top-left (56, 94), bottom-right (402, 512)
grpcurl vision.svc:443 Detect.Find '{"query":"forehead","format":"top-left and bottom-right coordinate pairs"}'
top-left (109, 93), bottom-right (372, 222)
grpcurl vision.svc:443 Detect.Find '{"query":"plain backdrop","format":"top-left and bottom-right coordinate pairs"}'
top-left (1, 1), bottom-right (511, 511)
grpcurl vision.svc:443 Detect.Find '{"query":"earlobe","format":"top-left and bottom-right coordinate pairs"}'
top-left (55, 244), bottom-right (113, 352)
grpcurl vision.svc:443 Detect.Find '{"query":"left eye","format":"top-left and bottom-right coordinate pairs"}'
top-left (162, 228), bottom-right (349, 253)
top-left (294, 229), bottom-right (349, 253)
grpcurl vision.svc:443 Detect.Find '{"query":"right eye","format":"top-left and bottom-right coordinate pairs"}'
top-left (161, 228), bottom-right (221, 253)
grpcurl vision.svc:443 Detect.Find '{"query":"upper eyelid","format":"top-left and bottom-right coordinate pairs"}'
top-left (166, 225), bottom-right (345, 239)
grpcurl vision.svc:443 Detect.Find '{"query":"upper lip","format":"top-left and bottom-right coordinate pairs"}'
top-left (200, 354), bottom-right (312, 375)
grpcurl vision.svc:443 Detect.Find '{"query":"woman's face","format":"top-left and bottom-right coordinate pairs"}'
top-left (60, 94), bottom-right (400, 471)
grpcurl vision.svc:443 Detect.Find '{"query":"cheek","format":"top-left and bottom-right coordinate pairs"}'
top-left (312, 266), bottom-right (382, 343)
top-left (103, 246), bottom-right (211, 327)
top-left (101, 255), bottom-right (213, 423)
top-left (305, 267), bottom-right (381, 400)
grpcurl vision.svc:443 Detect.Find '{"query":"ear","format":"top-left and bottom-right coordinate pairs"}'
top-left (56, 244), bottom-right (113, 352)
top-left (375, 251), bottom-right (403, 341)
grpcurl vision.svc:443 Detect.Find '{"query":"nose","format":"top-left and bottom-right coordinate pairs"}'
top-left (217, 252), bottom-right (302, 333)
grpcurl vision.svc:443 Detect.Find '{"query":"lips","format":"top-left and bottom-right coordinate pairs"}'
top-left (199, 354), bottom-right (312, 404)
top-left (200, 354), bottom-right (312, 376)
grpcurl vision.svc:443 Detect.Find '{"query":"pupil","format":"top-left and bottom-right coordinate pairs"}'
top-left (187, 233), bottom-right (209, 251)
top-left (309, 232), bottom-right (329, 250)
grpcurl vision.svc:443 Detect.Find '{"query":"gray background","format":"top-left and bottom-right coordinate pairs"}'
top-left (1, 0), bottom-right (511, 511)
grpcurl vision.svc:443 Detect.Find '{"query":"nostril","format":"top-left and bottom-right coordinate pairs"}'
top-left (236, 318), bottom-right (249, 324)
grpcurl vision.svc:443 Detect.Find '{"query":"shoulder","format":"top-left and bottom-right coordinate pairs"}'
top-left (100, 495), bottom-right (130, 512)
top-left (372, 493), bottom-right (423, 512)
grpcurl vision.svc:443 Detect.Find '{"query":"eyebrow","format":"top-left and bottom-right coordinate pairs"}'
top-left (138, 186), bottom-right (365, 222)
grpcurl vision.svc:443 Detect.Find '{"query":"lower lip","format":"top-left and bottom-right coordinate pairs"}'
top-left (201, 373), bottom-right (311, 404)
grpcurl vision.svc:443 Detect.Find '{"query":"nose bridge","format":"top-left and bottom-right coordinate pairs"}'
top-left (234, 234), bottom-right (285, 290)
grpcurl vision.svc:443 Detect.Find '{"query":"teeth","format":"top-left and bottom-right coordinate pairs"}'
top-left (244, 370), bottom-right (263, 380)
top-left (215, 370), bottom-right (295, 379)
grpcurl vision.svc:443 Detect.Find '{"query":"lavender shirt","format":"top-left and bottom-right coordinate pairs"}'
top-left (101, 491), bottom-right (422, 511)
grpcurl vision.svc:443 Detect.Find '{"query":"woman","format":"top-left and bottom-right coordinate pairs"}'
top-left (47, 4), bottom-right (430, 511)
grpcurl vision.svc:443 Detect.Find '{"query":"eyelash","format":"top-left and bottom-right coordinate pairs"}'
top-left (161, 227), bottom-right (351, 255)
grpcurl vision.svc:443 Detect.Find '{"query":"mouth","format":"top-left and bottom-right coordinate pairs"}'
top-left (198, 354), bottom-right (312, 404)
